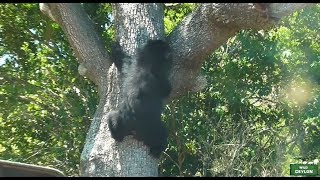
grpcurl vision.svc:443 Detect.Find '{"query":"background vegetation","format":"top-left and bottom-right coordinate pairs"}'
top-left (0, 3), bottom-right (319, 176)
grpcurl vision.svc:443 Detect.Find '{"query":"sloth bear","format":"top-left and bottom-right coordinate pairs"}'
top-left (108, 39), bottom-right (172, 158)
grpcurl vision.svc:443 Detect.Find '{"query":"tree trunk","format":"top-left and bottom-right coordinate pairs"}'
top-left (79, 3), bottom-right (166, 176)
top-left (39, 3), bottom-right (315, 177)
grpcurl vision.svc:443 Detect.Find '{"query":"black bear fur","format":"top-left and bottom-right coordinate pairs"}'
top-left (108, 39), bottom-right (172, 158)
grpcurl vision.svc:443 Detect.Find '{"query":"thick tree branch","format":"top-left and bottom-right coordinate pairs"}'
top-left (38, 3), bottom-right (317, 177)
top-left (80, 3), bottom-right (165, 177)
top-left (168, 3), bottom-right (315, 98)
top-left (39, 3), bottom-right (111, 92)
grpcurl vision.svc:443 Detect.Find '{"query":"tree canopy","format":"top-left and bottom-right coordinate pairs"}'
top-left (0, 3), bottom-right (319, 177)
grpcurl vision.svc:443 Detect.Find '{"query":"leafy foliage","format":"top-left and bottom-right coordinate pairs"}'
top-left (0, 3), bottom-right (103, 176)
top-left (164, 3), bottom-right (197, 35)
top-left (1, 3), bottom-right (319, 177)
top-left (160, 4), bottom-right (320, 177)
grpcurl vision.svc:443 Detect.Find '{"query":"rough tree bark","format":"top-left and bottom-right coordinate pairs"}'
top-left (39, 3), bottom-right (315, 177)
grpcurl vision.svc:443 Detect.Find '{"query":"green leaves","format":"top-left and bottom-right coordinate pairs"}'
top-left (164, 3), bottom-right (196, 35)
top-left (161, 4), bottom-right (320, 177)
top-left (1, 3), bottom-right (319, 177)
top-left (0, 3), bottom-right (101, 176)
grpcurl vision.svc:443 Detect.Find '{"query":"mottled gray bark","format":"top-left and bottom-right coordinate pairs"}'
top-left (39, 3), bottom-right (110, 96)
top-left (80, 3), bottom-right (165, 177)
top-left (39, 3), bottom-right (315, 177)
top-left (167, 3), bottom-right (315, 97)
